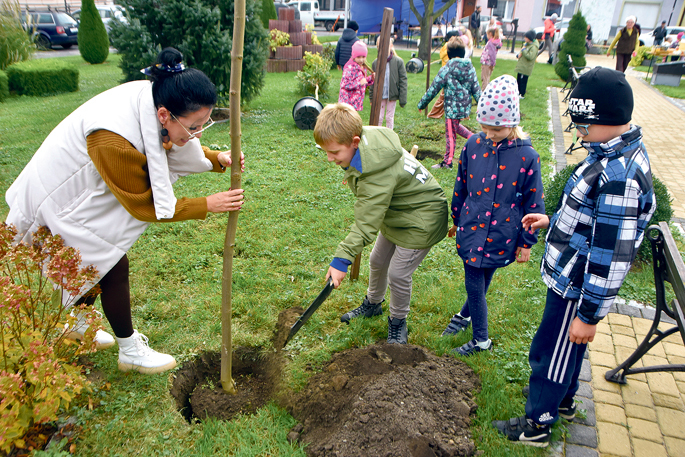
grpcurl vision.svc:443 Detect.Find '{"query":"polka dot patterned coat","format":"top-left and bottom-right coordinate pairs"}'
top-left (451, 132), bottom-right (545, 268)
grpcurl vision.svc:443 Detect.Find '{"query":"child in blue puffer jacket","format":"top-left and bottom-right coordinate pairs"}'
top-left (443, 75), bottom-right (545, 356)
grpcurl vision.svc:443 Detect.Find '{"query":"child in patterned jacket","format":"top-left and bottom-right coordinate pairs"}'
top-left (480, 27), bottom-right (502, 88)
top-left (418, 38), bottom-right (481, 169)
top-left (443, 75), bottom-right (545, 357)
top-left (339, 41), bottom-right (374, 111)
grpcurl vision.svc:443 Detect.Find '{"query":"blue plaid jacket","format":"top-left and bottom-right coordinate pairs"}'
top-left (541, 125), bottom-right (655, 324)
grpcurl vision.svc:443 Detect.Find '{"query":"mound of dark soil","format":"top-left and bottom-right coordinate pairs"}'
top-left (283, 343), bottom-right (480, 457)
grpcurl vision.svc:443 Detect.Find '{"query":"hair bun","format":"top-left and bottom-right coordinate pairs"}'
top-left (141, 47), bottom-right (186, 78)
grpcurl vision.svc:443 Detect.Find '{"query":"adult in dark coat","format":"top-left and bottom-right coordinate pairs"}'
top-left (654, 21), bottom-right (667, 45)
top-left (470, 6), bottom-right (481, 48)
top-left (335, 21), bottom-right (360, 69)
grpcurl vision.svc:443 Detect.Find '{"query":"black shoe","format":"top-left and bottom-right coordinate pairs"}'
top-left (492, 416), bottom-right (551, 448)
top-left (430, 161), bottom-right (453, 169)
top-left (453, 338), bottom-right (492, 356)
top-left (441, 313), bottom-right (471, 336)
top-left (387, 316), bottom-right (408, 344)
top-left (522, 385), bottom-right (576, 420)
top-left (340, 297), bottom-right (383, 324)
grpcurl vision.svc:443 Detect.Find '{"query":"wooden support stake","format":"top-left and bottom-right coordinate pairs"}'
top-left (350, 7), bottom-right (394, 282)
top-left (221, 0), bottom-right (246, 395)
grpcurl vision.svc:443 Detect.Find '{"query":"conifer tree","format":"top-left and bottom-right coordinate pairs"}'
top-left (260, 0), bottom-right (277, 29)
top-left (554, 12), bottom-right (587, 81)
top-left (77, 0), bottom-right (109, 64)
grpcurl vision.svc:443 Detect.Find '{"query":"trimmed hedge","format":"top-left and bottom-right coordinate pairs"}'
top-left (6, 60), bottom-right (78, 96)
top-left (0, 70), bottom-right (8, 102)
top-left (78, 0), bottom-right (110, 64)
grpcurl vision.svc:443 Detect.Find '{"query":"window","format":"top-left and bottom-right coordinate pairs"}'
top-left (38, 13), bottom-right (54, 24)
top-left (300, 2), bottom-right (311, 12)
top-left (493, 0), bottom-right (515, 20)
top-left (544, 0), bottom-right (577, 20)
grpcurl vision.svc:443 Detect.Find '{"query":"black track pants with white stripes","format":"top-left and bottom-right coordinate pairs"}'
top-left (525, 288), bottom-right (587, 425)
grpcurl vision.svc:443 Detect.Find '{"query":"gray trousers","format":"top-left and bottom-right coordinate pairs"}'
top-left (366, 232), bottom-right (431, 319)
top-left (538, 35), bottom-right (553, 61)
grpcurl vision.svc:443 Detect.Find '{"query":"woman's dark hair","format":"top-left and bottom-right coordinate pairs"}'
top-left (149, 48), bottom-right (218, 116)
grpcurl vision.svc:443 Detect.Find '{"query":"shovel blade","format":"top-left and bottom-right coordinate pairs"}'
top-left (285, 278), bottom-right (334, 345)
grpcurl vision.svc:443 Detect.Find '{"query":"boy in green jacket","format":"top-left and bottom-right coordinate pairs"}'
top-left (314, 103), bottom-right (448, 344)
top-left (515, 30), bottom-right (539, 99)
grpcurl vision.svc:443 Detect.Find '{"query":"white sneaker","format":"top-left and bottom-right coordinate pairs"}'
top-left (64, 309), bottom-right (115, 349)
top-left (116, 330), bottom-right (177, 374)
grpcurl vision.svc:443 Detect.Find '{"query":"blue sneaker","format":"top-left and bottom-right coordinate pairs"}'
top-left (492, 416), bottom-right (551, 447)
top-left (441, 313), bottom-right (471, 336)
top-left (453, 338), bottom-right (492, 356)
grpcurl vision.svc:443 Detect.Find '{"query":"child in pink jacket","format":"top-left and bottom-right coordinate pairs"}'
top-left (339, 41), bottom-right (374, 111)
top-left (480, 27), bottom-right (502, 88)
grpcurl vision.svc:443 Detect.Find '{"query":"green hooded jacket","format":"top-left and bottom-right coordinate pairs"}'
top-left (334, 127), bottom-right (448, 262)
top-left (515, 40), bottom-right (538, 76)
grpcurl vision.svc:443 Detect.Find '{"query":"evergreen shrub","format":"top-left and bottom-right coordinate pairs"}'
top-left (0, 70), bottom-right (8, 102)
top-left (0, 0), bottom-right (34, 70)
top-left (260, 0), bottom-right (277, 29)
top-left (554, 12), bottom-right (587, 81)
top-left (6, 59), bottom-right (78, 96)
top-left (77, 0), bottom-right (110, 64)
top-left (110, 0), bottom-right (268, 106)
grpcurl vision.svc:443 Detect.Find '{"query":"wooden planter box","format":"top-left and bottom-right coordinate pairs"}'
top-left (278, 7), bottom-right (295, 21)
top-left (289, 20), bottom-right (302, 33)
top-left (303, 44), bottom-right (323, 55)
top-left (269, 20), bottom-right (289, 33)
top-left (266, 59), bottom-right (288, 73)
top-left (275, 45), bottom-right (302, 60)
top-left (289, 32), bottom-right (311, 46)
top-left (286, 59), bottom-right (306, 72)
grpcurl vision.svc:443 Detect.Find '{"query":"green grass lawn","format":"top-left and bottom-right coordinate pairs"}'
top-left (630, 64), bottom-right (685, 99)
top-left (0, 51), bottom-right (657, 456)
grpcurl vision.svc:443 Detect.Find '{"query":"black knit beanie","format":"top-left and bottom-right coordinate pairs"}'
top-left (524, 29), bottom-right (536, 42)
top-left (568, 67), bottom-right (633, 125)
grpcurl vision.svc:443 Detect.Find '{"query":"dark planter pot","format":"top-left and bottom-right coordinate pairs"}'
top-left (406, 58), bottom-right (424, 73)
top-left (303, 44), bottom-right (323, 55)
top-left (286, 59), bottom-right (305, 72)
top-left (266, 59), bottom-right (288, 73)
top-left (290, 32), bottom-right (312, 46)
top-left (293, 96), bottom-right (323, 130)
top-left (278, 7), bottom-right (295, 21)
top-left (276, 45), bottom-right (302, 60)
top-left (289, 20), bottom-right (302, 33)
top-left (269, 20), bottom-right (289, 33)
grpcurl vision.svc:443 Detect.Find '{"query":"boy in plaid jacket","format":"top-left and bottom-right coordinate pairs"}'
top-left (493, 67), bottom-right (656, 447)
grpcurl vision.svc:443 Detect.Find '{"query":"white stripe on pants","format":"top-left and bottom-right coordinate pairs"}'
top-left (366, 232), bottom-right (431, 319)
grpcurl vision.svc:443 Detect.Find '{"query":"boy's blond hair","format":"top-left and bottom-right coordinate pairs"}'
top-left (313, 103), bottom-right (363, 146)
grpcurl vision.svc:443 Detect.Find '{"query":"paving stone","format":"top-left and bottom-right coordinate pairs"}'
top-left (595, 403), bottom-right (626, 425)
top-left (642, 354), bottom-right (670, 367)
top-left (589, 350), bottom-right (617, 368)
top-left (596, 320), bottom-right (612, 335)
top-left (547, 440), bottom-right (563, 457)
top-left (574, 396), bottom-right (596, 427)
top-left (664, 436), bottom-right (685, 456)
top-left (613, 333), bottom-right (638, 349)
top-left (664, 342), bottom-right (685, 358)
top-left (631, 438), bottom-right (668, 456)
top-left (655, 406), bottom-right (685, 439)
top-left (565, 445), bottom-right (599, 457)
top-left (677, 380), bottom-right (685, 395)
top-left (627, 416), bottom-right (663, 442)
top-left (608, 303), bottom-right (618, 314)
top-left (641, 307), bottom-right (656, 321)
top-left (597, 421), bottom-right (631, 456)
top-left (592, 366), bottom-right (621, 393)
top-left (646, 371), bottom-right (680, 396)
top-left (579, 359), bottom-right (591, 382)
top-left (660, 311), bottom-right (676, 325)
top-left (614, 346), bottom-right (644, 368)
top-left (592, 389), bottom-right (623, 406)
top-left (590, 332), bottom-right (615, 354)
top-left (608, 313), bottom-right (634, 327)
top-left (617, 303), bottom-right (642, 318)
top-left (625, 403), bottom-right (657, 421)
top-left (611, 324), bottom-right (635, 337)
top-left (576, 381), bottom-right (593, 399)
top-left (652, 392), bottom-right (685, 411)
top-left (621, 380), bottom-right (654, 407)
top-left (566, 422), bottom-right (598, 447)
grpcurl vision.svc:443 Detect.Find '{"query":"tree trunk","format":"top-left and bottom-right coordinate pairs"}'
top-left (418, 17), bottom-right (433, 61)
top-left (221, 0), bottom-right (246, 395)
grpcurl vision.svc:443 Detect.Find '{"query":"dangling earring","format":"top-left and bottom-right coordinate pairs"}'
top-left (161, 128), bottom-right (172, 150)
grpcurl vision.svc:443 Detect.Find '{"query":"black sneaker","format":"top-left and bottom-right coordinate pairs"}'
top-left (492, 416), bottom-right (551, 448)
top-left (430, 161), bottom-right (453, 169)
top-left (340, 297), bottom-right (383, 324)
top-left (453, 338), bottom-right (492, 356)
top-left (522, 385), bottom-right (576, 420)
top-left (387, 316), bottom-right (408, 344)
top-left (441, 313), bottom-right (471, 336)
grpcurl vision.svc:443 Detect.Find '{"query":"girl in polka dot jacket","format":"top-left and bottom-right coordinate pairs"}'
top-left (443, 75), bottom-right (545, 357)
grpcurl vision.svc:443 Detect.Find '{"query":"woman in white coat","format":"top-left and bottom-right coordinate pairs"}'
top-left (5, 48), bottom-right (244, 374)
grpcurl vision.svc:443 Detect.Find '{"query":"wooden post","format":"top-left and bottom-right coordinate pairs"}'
top-left (221, 0), bottom-right (246, 395)
top-left (350, 8), bottom-right (394, 282)
top-left (424, 44), bottom-right (431, 117)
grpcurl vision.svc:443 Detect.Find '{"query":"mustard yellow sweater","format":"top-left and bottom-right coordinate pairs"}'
top-left (86, 129), bottom-right (226, 223)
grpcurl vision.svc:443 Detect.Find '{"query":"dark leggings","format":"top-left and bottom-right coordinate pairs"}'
top-left (517, 73), bottom-right (529, 97)
top-left (76, 254), bottom-right (133, 338)
top-left (615, 53), bottom-right (631, 73)
top-left (459, 262), bottom-right (498, 342)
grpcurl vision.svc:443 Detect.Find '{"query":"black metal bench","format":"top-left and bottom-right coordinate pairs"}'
top-left (606, 222), bottom-right (685, 384)
top-left (651, 60), bottom-right (685, 87)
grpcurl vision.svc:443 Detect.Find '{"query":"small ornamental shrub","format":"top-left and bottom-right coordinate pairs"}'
top-left (6, 59), bottom-right (78, 96)
top-left (630, 45), bottom-right (655, 67)
top-left (0, 0), bottom-right (34, 71)
top-left (305, 23), bottom-right (321, 45)
top-left (321, 43), bottom-right (337, 70)
top-left (0, 224), bottom-right (102, 453)
top-left (259, 0), bottom-right (277, 29)
top-left (544, 164), bottom-right (578, 217)
top-left (270, 28), bottom-right (291, 52)
top-left (0, 70), bottom-right (8, 102)
top-left (554, 12), bottom-right (587, 81)
top-left (77, 0), bottom-right (110, 64)
top-left (296, 51), bottom-right (332, 98)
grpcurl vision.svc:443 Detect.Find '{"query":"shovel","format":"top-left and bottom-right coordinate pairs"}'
top-left (285, 278), bottom-right (334, 345)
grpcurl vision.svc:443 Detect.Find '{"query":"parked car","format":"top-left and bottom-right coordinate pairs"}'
top-left (71, 4), bottom-right (128, 33)
top-left (640, 26), bottom-right (685, 47)
top-left (533, 19), bottom-right (570, 44)
top-left (21, 10), bottom-right (79, 50)
top-left (286, 0), bottom-right (317, 29)
top-left (274, 2), bottom-right (300, 21)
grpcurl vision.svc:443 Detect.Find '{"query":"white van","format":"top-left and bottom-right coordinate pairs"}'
top-left (287, 1), bottom-right (318, 29)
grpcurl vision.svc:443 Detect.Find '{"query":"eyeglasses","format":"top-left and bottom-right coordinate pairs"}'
top-left (170, 112), bottom-right (215, 139)
top-left (565, 122), bottom-right (591, 136)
